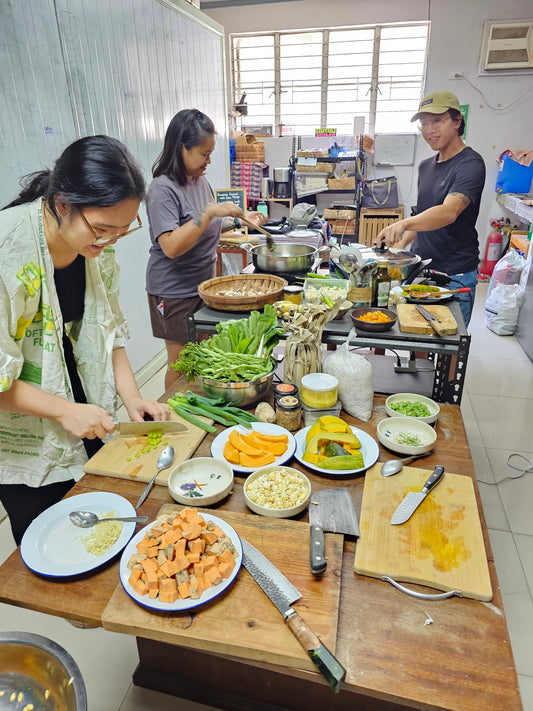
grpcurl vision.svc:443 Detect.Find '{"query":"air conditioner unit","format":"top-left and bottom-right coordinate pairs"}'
top-left (482, 20), bottom-right (533, 70)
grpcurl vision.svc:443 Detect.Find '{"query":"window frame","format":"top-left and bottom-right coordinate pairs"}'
top-left (230, 22), bottom-right (430, 136)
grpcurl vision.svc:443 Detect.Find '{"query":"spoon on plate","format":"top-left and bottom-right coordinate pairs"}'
top-left (380, 451), bottom-right (433, 477)
top-left (135, 444), bottom-right (175, 508)
top-left (69, 511), bottom-right (149, 528)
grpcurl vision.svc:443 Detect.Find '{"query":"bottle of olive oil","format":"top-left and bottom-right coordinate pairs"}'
top-left (373, 262), bottom-right (391, 308)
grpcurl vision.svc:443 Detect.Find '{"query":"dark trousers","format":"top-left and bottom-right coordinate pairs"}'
top-left (0, 479), bottom-right (75, 546)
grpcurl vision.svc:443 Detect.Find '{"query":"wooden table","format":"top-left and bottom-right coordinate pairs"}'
top-left (0, 391), bottom-right (522, 711)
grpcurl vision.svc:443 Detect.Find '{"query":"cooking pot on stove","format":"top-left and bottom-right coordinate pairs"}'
top-left (332, 243), bottom-right (423, 282)
top-left (246, 243), bottom-right (319, 274)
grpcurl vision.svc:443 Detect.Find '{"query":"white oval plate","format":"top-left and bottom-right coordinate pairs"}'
top-left (20, 492), bottom-right (137, 577)
top-left (294, 425), bottom-right (379, 475)
top-left (404, 286), bottom-right (454, 303)
top-left (119, 513), bottom-right (242, 612)
top-left (210, 422), bottom-right (296, 474)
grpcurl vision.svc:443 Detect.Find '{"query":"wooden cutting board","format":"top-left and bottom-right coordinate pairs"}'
top-left (397, 303), bottom-right (457, 334)
top-left (354, 464), bottom-right (492, 601)
top-left (83, 411), bottom-right (211, 485)
top-left (102, 507), bottom-right (343, 672)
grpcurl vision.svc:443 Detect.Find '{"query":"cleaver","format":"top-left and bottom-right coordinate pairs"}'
top-left (116, 421), bottom-right (186, 436)
top-left (309, 488), bottom-right (359, 576)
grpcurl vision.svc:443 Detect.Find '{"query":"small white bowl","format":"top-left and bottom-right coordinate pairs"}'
top-left (168, 457), bottom-right (234, 506)
top-left (243, 465), bottom-right (311, 518)
top-left (385, 393), bottom-right (440, 425)
top-left (377, 417), bottom-right (437, 456)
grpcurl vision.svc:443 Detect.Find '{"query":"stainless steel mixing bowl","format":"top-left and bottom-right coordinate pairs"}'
top-left (198, 369), bottom-right (275, 407)
top-left (0, 632), bottom-right (87, 711)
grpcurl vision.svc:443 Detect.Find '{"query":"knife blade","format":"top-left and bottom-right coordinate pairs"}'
top-left (117, 421), bottom-right (187, 436)
top-left (308, 488), bottom-right (359, 576)
top-left (390, 465), bottom-right (445, 525)
top-left (241, 539), bottom-right (346, 692)
top-left (415, 304), bottom-right (454, 337)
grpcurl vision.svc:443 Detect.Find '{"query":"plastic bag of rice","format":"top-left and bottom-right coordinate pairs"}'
top-left (323, 341), bottom-right (373, 421)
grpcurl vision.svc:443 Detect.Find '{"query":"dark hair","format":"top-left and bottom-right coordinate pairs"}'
top-left (152, 109), bottom-right (215, 185)
top-left (2, 135), bottom-right (146, 221)
top-left (448, 108), bottom-right (465, 138)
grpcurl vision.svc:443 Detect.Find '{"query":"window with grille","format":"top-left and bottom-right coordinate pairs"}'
top-left (231, 23), bottom-right (429, 136)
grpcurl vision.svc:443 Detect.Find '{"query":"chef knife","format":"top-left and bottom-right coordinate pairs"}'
top-left (390, 465), bottom-right (445, 525)
top-left (241, 539), bottom-right (346, 693)
top-left (308, 488), bottom-right (359, 576)
top-left (117, 421), bottom-right (187, 436)
top-left (415, 304), bottom-right (455, 337)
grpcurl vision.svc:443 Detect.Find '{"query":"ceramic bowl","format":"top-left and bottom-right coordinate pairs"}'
top-left (168, 457), bottom-right (234, 506)
top-left (350, 307), bottom-right (397, 332)
top-left (376, 416), bottom-right (437, 456)
top-left (385, 393), bottom-right (440, 425)
top-left (243, 465), bottom-right (311, 518)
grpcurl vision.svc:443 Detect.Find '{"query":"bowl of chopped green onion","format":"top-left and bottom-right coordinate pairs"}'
top-left (385, 393), bottom-right (440, 425)
top-left (377, 416), bottom-right (437, 455)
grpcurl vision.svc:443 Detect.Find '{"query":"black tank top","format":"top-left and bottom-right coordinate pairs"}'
top-left (54, 255), bottom-right (103, 458)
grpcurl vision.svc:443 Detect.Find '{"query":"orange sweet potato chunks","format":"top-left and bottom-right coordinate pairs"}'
top-left (159, 578), bottom-right (178, 593)
top-left (178, 581), bottom-right (190, 599)
top-left (188, 538), bottom-right (205, 555)
top-left (201, 530), bottom-right (218, 546)
top-left (218, 562), bottom-right (232, 579)
top-left (136, 536), bottom-right (152, 552)
top-left (141, 558), bottom-right (157, 575)
top-left (193, 560), bottom-right (206, 577)
top-left (132, 578), bottom-right (149, 596)
top-left (146, 545), bottom-right (159, 558)
top-left (181, 522), bottom-right (202, 540)
top-left (128, 568), bottom-right (142, 586)
top-left (204, 566), bottom-right (222, 586)
top-left (186, 551), bottom-right (200, 564)
top-left (159, 559), bottom-right (179, 578)
top-left (218, 548), bottom-right (235, 569)
top-left (174, 554), bottom-right (190, 572)
top-left (174, 539), bottom-right (186, 558)
top-left (159, 589), bottom-right (179, 603)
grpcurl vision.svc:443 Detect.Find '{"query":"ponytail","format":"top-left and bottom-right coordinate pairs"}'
top-left (2, 171), bottom-right (52, 210)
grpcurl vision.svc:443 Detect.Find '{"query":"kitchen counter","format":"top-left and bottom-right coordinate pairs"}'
top-left (0, 389), bottom-right (521, 711)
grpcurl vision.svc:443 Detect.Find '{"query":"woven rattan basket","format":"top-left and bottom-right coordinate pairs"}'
top-left (198, 274), bottom-right (288, 312)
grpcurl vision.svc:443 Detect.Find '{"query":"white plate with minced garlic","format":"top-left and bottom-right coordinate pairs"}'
top-left (20, 492), bottom-right (137, 577)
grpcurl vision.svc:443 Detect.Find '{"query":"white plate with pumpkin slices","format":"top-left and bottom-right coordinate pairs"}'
top-left (294, 423), bottom-right (379, 476)
top-left (211, 422), bottom-right (297, 474)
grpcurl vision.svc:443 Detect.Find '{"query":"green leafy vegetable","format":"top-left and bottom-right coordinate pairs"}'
top-left (168, 391), bottom-right (261, 430)
top-left (389, 400), bottom-right (431, 418)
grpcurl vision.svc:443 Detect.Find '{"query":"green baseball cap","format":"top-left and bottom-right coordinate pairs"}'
top-left (411, 91), bottom-right (461, 121)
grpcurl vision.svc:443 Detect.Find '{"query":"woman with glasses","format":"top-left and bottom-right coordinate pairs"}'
top-left (0, 135), bottom-right (169, 545)
top-left (145, 109), bottom-right (267, 389)
top-left (377, 91), bottom-right (485, 326)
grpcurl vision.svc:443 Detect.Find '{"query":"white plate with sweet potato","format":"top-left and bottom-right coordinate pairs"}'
top-left (119, 508), bottom-right (242, 611)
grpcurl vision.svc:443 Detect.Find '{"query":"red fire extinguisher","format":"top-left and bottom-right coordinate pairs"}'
top-left (480, 220), bottom-right (503, 276)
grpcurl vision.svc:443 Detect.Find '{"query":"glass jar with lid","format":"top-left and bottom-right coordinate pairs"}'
top-left (275, 395), bottom-right (302, 431)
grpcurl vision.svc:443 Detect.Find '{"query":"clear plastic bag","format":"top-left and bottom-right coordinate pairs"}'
top-left (323, 341), bottom-right (373, 421)
top-left (488, 250), bottom-right (527, 296)
top-left (485, 283), bottom-right (524, 335)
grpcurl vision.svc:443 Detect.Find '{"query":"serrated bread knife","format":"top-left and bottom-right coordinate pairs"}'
top-left (241, 539), bottom-right (345, 692)
top-left (390, 465), bottom-right (445, 525)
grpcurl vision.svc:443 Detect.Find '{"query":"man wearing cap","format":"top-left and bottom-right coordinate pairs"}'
top-left (377, 90), bottom-right (486, 326)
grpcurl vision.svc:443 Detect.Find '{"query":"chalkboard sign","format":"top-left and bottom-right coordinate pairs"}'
top-left (214, 188), bottom-right (247, 211)
top-left (374, 134), bottom-right (416, 166)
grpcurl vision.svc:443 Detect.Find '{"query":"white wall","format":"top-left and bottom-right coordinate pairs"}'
top-left (204, 0), bottom-right (533, 255)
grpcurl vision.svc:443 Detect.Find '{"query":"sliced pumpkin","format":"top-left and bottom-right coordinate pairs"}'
top-left (302, 452), bottom-right (327, 465)
top-left (253, 432), bottom-right (289, 444)
top-left (239, 451), bottom-right (276, 468)
top-left (223, 440), bottom-right (240, 464)
top-left (305, 422), bottom-right (323, 444)
top-left (316, 416), bottom-right (351, 433)
top-left (305, 431), bottom-right (361, 455)
top-left (228, 430), bottom-right (265, 456)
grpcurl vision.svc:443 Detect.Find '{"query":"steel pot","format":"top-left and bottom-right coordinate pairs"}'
top-left (247, 243), bottom-right (318, 274)
top-left (350, 245), bottom-right (422, 282)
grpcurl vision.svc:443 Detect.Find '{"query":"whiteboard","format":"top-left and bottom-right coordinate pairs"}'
top-left (373, 134), bottom-right (416, 165)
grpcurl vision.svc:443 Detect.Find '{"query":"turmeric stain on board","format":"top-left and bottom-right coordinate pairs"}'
top-left (396, 489), bottom-right (470, 572)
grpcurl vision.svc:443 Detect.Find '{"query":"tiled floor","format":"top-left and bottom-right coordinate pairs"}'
top-left (1, 281), bottom-right (532, 710)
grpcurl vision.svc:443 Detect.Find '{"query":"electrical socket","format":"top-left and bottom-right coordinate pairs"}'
top-left (449, 71), bottom-right (463, 80)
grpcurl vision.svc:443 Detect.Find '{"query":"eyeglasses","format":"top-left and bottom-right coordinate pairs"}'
top-left (79, 210), bottom-right (143, 246)
top-left (417, 114), bottom-right (452, 132)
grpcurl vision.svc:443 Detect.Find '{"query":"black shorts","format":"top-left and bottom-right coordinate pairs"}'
top-left (147, 293), bottom-right (205, 343)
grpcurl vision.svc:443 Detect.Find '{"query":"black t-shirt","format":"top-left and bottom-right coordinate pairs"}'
top-left (54, 255), bottom-right (103, 458)
top-left (413, 146), bottom-right (486, 274)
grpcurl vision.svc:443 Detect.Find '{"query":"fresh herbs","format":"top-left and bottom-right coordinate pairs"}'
top-left (171, 305), bottom-right (282, 383)
top-left (395, 431), bottom-right (424, 446)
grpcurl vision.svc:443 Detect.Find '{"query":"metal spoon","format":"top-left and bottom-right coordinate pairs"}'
top-left (135, 445), bottom-right (175, 508)
top-left (69, 511), bottom-right (149, 528)
top-left (380, 451), bottom-right (433, 477)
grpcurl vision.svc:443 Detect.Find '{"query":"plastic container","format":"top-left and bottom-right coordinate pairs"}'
top-left (300, 373), bottom-right (339, 409)
top-left (304, 277), bottom-right (348, 305)
top-left (301, 399), bottom-right (342, 426)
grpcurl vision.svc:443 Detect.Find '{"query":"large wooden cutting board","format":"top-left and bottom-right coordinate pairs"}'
top-left (397, 303), bottom-right (457, 334)
top-left (354, 464), bottom-right (492, 601)
top-left (83, 411), bottom-right (211, 485)
top-left (102, 507), bottom-right (343, 672)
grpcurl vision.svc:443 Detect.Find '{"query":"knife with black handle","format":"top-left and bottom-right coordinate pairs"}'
top-left (241, 539), bottom-right (346, 692)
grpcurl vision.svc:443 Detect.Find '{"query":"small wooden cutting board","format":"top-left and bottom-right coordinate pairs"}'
top-left (397, 304), bottom-right (457, 335)
top-left (354, 464), bottom-right (492, 601)
top-left (83, 411), bottom-right (211, 485)
top-left (102, 507), bottom-right (343, 671)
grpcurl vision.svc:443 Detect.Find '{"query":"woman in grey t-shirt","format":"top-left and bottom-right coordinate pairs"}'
top-left (146, 109), bottom-right (266, 389)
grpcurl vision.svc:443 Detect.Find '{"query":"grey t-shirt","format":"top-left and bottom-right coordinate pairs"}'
top-left (145, 174), bottom-right (222, 298)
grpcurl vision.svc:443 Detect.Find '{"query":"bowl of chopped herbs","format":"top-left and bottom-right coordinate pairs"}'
top-left (385, 393), bottom-right (440, 425)
top-left (377, 417), bottom-right (436, 456)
